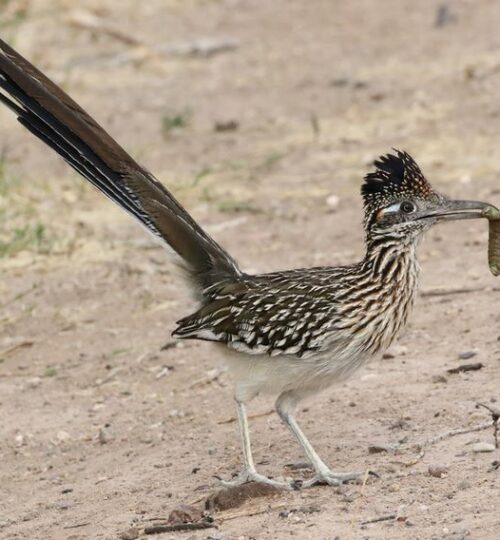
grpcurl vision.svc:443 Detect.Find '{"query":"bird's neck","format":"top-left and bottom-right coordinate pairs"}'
top-left (363, 230), bottom-right (421, 278)
top-left (348, 231), bottom-right (421, 353)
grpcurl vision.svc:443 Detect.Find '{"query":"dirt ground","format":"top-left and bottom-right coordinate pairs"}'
top-left (1, 1), bottom-right (500, 539)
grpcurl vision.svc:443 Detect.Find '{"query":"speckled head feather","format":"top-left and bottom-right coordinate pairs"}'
top-left (361, 150), bottom-right (439, 229)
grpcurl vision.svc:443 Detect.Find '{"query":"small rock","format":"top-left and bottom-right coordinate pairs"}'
top-left (160, 341), bottom-right (178, 351)
top-left (14, 433), bottom-right (25, 447)
top-left (458, 351), bottom-right (477, 360)
top-left (119, 527), bottom-right (139, 540)
top-left (214, 120), bottom-right (239, 132)
top-left (168, 504), bottom-right (203, 524)
top-left (457, 480), bottom-right (471, 490)
top-left (472, 442), bottom-right (495, 453)
top-left (432, 375), bottom-right (447, 384)
top-left (56, 431), bottom-right (71, 443)
top-left (388, 483), bottom-right (400, 492)
top-left (384, 344), bottom-right (408, 358)
top-left (428, 465), bottom-right (448, 478)
top-left (326, 194), bottom-right (340, 210)
top-left (98, 425), bottom-right (113, 445)
top-left (26, 377), bottom-right (42, 389)
top-left (207, 533), bottom-right (224, 540)
top-left (368, 443), bottom-right (399, 454)
top-left (341, 491), bottom-right (355, 503)
top-left (299, 504), bottom-right (321, 514)
top-left (331, 77), bottom-right (349, 87)
top-left (435, 4), bottom-right (457, 27)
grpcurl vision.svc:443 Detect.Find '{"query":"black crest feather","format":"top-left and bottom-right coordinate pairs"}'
top-left (361, 150), bottom-right (433, 203)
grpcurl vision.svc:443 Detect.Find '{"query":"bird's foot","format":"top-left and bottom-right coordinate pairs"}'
top-left (219, 469), bottom-right (290, 490)
top-left (300, 469), bottom-right (374, 489)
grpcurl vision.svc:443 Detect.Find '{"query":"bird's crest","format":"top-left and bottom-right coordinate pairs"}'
top-left (362, 150), bottom-right (434, 203)
top-left (361, 150), bottom-right (439, 230)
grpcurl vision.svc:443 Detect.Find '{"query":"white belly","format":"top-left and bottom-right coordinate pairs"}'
top-left (220, 339), bottom-right (372, 403)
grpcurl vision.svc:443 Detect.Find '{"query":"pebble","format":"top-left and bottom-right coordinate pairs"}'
top-left (428, 465), bottom-right (448, 478)
top-left (299, 504), bottom-right (321, 514)
top-left (207, 533), bottom-right (224, 540)
top-left (214, 120), bottom-right (239, 132)
top-left (384, 344), bottom-right (408, 357)
top-left (368, 443), bottom-right (399, 454)
top-left (458, 351), bottom-right (477, 360)
top-left (26, 377), bottom-right (42, 389)
top-left (472, 442), bottom-right (495, 453)
top-left (56, 431), bottom-right (71, 443)
top-left (98, 425), bottom-right (113, 445)
top-left (14, 433), bottom-right (25, 447)
top-left (119, 527), bottom-right (139, 540)
top-left (326, 194), bottom-right (340, 210)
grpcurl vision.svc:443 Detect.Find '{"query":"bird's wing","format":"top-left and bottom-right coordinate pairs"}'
top-left (174, 279), bottom-right (336, 358)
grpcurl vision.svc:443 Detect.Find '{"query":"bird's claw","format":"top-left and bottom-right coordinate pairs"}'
top-left (219, 470), bottom-right (291, 490)
top-left (300, 469), bottom-right (375, 488)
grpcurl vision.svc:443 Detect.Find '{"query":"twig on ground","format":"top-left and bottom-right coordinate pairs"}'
top-left (144, 522), bottom-right (214, 533)
top-left (361, 514), bottom-right (397, 525)
top-left (390, 448), bottom-right (425, 468)
top-left (420, 286), bottom-right (500, 297)
top-left (421, 286), bottom-right (483, 297)
top-left (189, 367), bottom-right (226, 389)
top-left (391, 420), bottom-right (494, 466)
top-left (67, 10), bottom-right (143, 46)
top-left (217, 501), bottom-right (289, 522)
top-left (447, 362), bottom-right (483, 374)
top-left (417, 421), bottom-right (493, 448)
top-left (0, 340), bottom-right (34, 359)
top-left (218, 410), bottom-right (274, 425)
top-left (63, 522), bottom-right (91, 529)
top-left (156, 38), bottom-right (239, 58)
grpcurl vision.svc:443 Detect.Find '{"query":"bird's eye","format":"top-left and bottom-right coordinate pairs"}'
top-left (400, 201), bottom-right (416, 213)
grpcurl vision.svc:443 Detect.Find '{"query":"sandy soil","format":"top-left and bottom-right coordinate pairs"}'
top-left (1, 1), bottom-right (500, 539)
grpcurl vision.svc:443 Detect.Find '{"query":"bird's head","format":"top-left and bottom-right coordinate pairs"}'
top-left (361, 150), bottom-right (490, 242)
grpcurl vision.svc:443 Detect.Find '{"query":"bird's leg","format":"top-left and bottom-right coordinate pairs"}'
top-left (276, 392), bottom-right (363, 488)
top-left (220, 398), bottom-right (289, 489)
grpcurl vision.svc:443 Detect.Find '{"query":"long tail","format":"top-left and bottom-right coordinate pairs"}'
top-left (0, 39), bottom-right (240, 290)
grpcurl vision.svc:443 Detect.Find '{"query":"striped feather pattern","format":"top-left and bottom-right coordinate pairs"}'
top-left (174, 230), bottom-right (420, 363)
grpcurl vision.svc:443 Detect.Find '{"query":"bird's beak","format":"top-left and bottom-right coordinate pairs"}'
top-left (419, 199), bottom-right (496, 221)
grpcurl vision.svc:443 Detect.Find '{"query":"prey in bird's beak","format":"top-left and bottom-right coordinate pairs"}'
top-left (421, 199), bottom-right (500, 277)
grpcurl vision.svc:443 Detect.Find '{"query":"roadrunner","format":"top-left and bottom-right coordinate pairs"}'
top-left (0, 40), bottom-right (492, 489)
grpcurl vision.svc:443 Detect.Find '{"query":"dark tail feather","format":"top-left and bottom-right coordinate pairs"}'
top-left (0, 39), bottom-right (240, 289)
